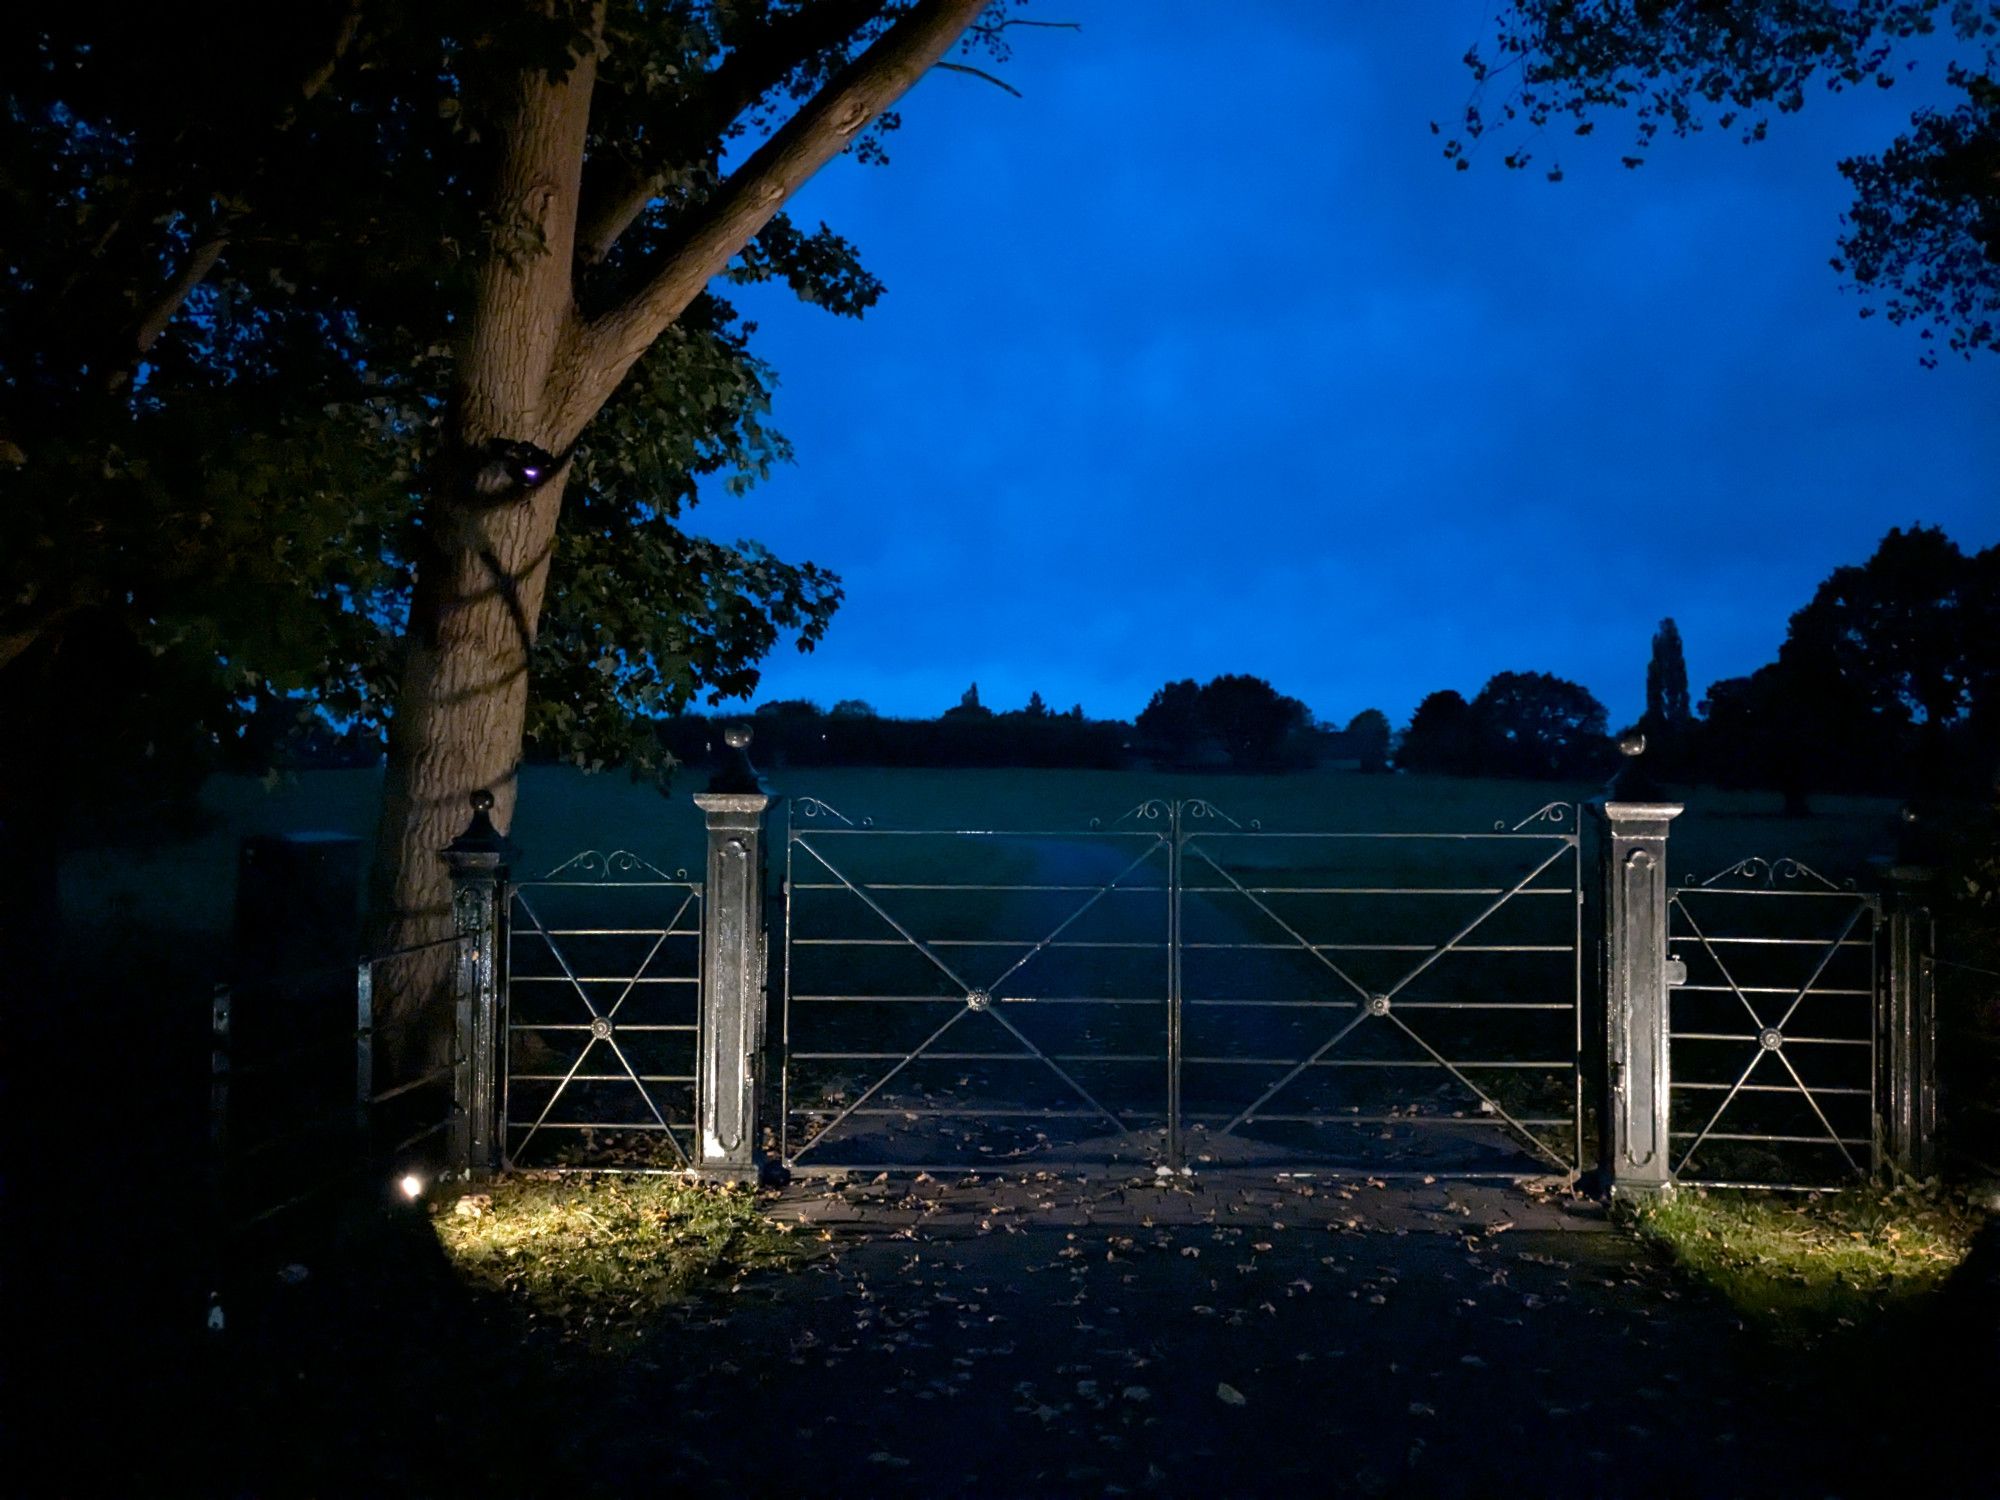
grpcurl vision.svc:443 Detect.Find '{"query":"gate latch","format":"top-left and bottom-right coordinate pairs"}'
top-left (1664, 955), bottom-right (1688, 987)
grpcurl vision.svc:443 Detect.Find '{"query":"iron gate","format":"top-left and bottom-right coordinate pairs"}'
top-left (781, 798), bottom-right (1174, 1173)
top-left (1666, 858), bottom-right (1882, 1189)
top-left (780, 797), bottom-right (1583, 1177)
top-left (502, 851), bottom-right (704, 1167)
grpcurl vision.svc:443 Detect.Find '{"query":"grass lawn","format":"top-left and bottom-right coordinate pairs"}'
top-left (430, 1175), bottom-right (802, 1345)
top-left (1633, 1183), bottom-right (1985, 1337)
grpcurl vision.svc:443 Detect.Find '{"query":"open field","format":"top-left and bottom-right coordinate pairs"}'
top-left (61, 762), bottom-right (1904, 947)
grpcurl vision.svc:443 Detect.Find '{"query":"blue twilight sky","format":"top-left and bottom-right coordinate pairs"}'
top-left (704, 1), bottom-right (2000, 732)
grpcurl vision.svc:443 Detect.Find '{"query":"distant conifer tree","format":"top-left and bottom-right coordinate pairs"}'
top-left (1645, 619), bottom-right (1692, 730)
top-left (943, 682), bottom-right (992, 721)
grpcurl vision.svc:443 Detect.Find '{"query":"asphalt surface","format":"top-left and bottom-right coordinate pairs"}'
top-left (132, 1171), bottom-right (1995, 1499)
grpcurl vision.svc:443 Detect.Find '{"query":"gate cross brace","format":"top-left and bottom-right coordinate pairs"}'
top-left (789, 835), bottom-right (1166, 1160)
top-left (1205, 838), bottom-right (1575, 1172)
top-left (1668, 894), bottom-right (1870, 1179)
top-left (506, 886), bottom-right (692, 1165)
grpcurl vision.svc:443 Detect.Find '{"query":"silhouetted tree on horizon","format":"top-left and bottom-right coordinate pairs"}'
top-left (1470, 671), bottom-right (1610, 779)
top-left (1784, 526), bottom-right (1998, 787)
top-left (1137, 674), bottom-right (1312, 770)
top-left (1347, 708), bottom-right (1392, 774)
top-left (1639, 617), bottom-right (1693, 773)
top-left (1136, 679), bottom-right (1207, 761)
top-left (942, 682), bottom-right (993, 721)
top-left (1198, 675), bottom-right (1313, 769)
top-left (1398, 690), bottom-right (1476, 775)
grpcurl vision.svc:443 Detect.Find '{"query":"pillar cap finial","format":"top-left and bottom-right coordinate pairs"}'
top-left (706, 722), bottom-right (767, 795)
top-left (444, 788), bottom-right (515, 863)
top-left (1605, 730), bottom-right (1668, 803)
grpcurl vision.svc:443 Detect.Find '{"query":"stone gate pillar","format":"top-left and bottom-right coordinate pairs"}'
top-left (692, 726), bottom-right (774, 1185)
top-left (1881, 865), bottom-right (1938, 1180)
top-left (1594, 738), bottom-right (1683, 1200)
top-left (443, 790), bottom-right (513, 1181)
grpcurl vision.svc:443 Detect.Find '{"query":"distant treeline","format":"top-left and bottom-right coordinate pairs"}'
top-left (1635, 527), bottom-right (1998, 804)
top-left (667, 688), bottom-right (1131, 770)
top-left (1394, 527), bottom-right (2000, 803)
top-left (665, 678), bottom-right (1382, 776)
top-left (302, 526), bottom-right (2000, 806)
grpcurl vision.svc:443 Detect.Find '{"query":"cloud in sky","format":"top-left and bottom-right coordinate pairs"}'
top-left (700, 1), bottom-right (2000, 730)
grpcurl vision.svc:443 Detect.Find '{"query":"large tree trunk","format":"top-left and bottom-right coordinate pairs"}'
top-left (367, 30), bottom-right (598, 1068)
top-left (366, 0), bottom-right (991, 1070)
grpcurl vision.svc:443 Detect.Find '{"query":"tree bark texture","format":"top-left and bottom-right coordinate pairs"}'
top-left (368, 31), bottom-right (598, 1058)
top-left (369, 0), bottom-right (990, 1067)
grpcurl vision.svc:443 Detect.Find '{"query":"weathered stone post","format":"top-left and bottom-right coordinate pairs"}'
top-left (692, 726), bottom-right (775, 1184)
top-left (1880, 855), bottom-right (1938, 1181)
top-left (443, 789), bottom-right (513, 1181)
top-left (1594, 736), bottom-right (1684, 1200)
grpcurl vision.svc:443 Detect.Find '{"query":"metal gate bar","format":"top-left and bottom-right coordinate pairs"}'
top-left (502, 851), bottom-right (703, 1168)
top-left (1666, 858), bottom-right (1880, 1189)
top-left (1175, 803), bottom-right (1582, 1175)
top-left (782, 798), bottom-right (1172, 1172)
top-left (780, 796), bottom-right (1584, 1177)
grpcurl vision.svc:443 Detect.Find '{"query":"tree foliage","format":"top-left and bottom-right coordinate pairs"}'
top-left (1645, 618), bottom-right (1692, 730)
top-left (1137, 675), bottom-right (1311, 769)
top-left (1135, 679), bottom-right (1206, 759)
top-left (1469, 670), bottom-right (1610, 778)
top-left (1638, 616), bottom-right (1693, 771)
top-left (1346, 708), bottom-right (1392, 773)
top-left (1463, 2), bottom-right (2000, 360)
top-left (0, 2), bottom-right (1030, 852)
top-left (1398, 675), bottom-right (1609, 780)
top-left (1784, 525), bottom-right (1998, 734)
top-left (1397, 690), bottom-right (1479, 775)
top-left (1694, 525), bottom-right (2000, 797)
top-left (942, 681), bottom-right (993, 720)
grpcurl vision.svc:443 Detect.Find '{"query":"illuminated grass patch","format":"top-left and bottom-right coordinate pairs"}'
top-left (1635, 1185), bottom-right (1981, 1334)
top-left (432, 1175), bottom-right (802, 1342)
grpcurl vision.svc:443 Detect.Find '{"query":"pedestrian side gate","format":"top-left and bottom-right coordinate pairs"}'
top-left (502, 851), bottom-right (704, 1167)
top-left (1665, 858), bottom-right (1883, 1189)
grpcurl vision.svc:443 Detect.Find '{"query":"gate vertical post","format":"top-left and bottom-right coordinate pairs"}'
top-left (1593, 741), bottom-right (1683, 1200)
top-left (443, 790), bottom-right (513, 1181)
top-left (693, 726), bottom-right (774, 1185)
top-left (1881, 868), bottom-right (1937, 1180)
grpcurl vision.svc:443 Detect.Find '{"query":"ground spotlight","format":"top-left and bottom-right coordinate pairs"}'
top-left (399, 1173), bottom-right (424, 1200)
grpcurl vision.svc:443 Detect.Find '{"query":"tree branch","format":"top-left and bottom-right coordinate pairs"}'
top-left (0, 597), bottom-right (90, 676)
top-left (561, 0), bottom-right (989, 437)
top-left (574, 0), bottom-right (890, 266)
top-left (295, 0), bottom-right (365, 111)
top-left (133, 236), bottom-right (228, 357)
top-left (935, 60), bottom-right (1019, 96)
top-left (575, 166), bottom-right (667, 267)
top-left (100, 2), bottom-right (364, 395)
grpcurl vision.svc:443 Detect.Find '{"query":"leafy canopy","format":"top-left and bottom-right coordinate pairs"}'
top-left (0, 2), bottom-right (1044, 808)
top-left (1459, 2), bottom-right (2000, 360)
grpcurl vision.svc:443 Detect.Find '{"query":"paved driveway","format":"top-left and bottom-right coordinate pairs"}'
top-left (180, 1173), bottom-right (1989, 1498)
